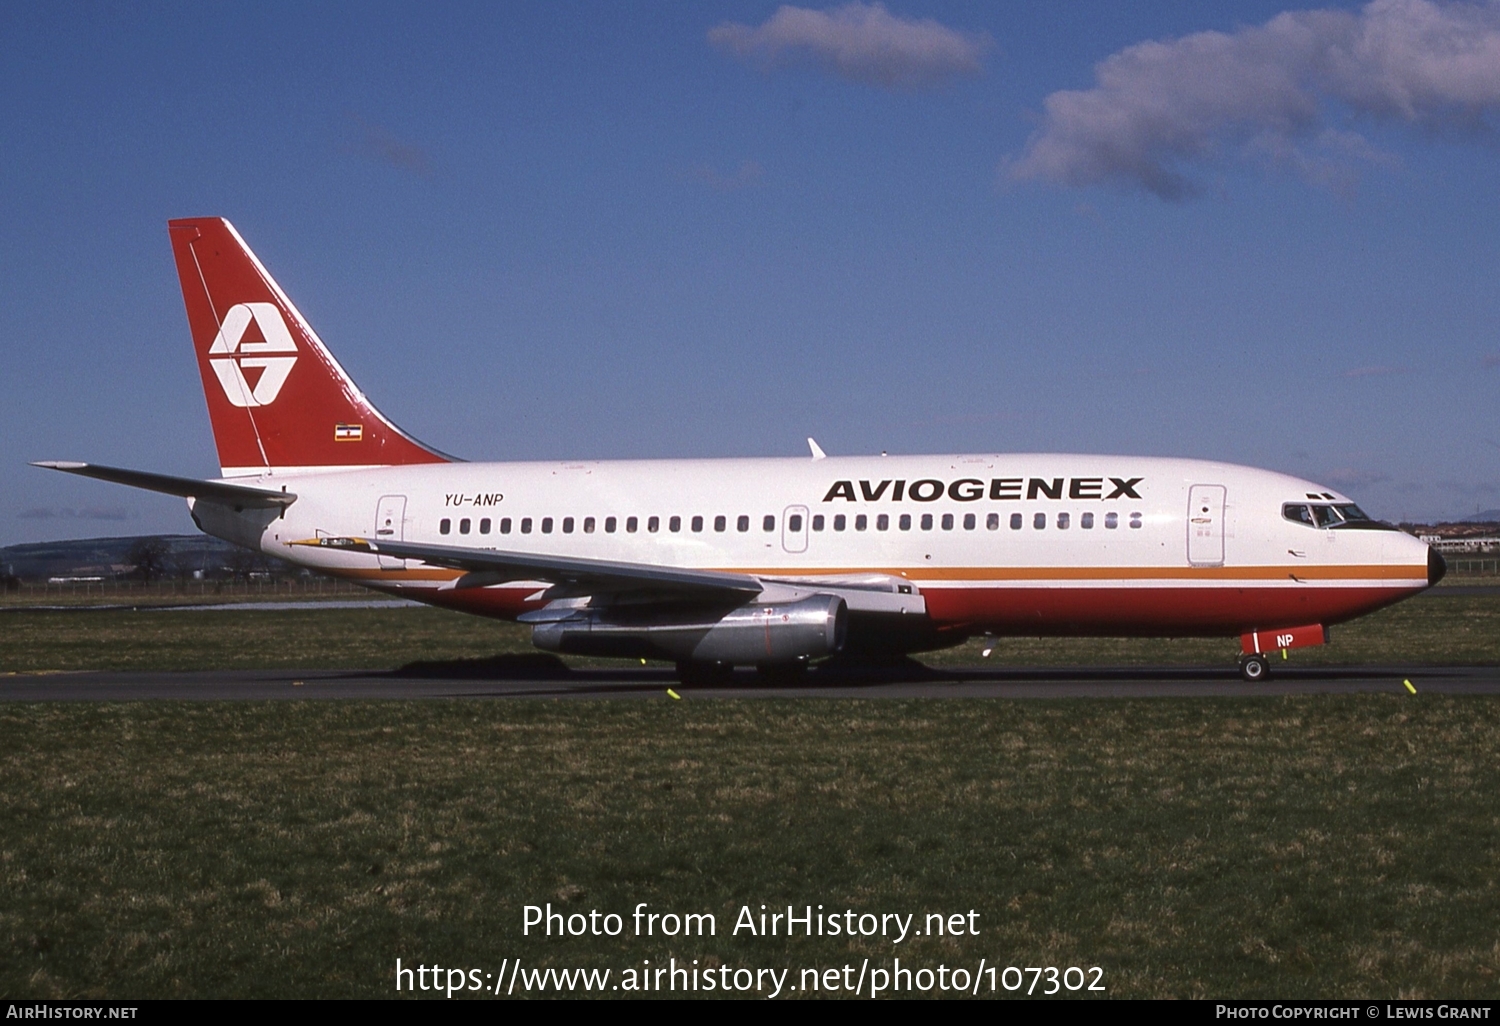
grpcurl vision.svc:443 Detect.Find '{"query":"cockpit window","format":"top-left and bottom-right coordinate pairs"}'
top-left (1311, 504), bottom-right (1343, 528)
top-left (1282, 503), bottom-right (1314, 527)
top-left (1289, 499), bottom-right (1395, 530)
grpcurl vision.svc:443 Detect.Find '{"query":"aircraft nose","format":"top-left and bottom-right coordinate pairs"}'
top-left (1428, 547), bottom-right (1447, 587)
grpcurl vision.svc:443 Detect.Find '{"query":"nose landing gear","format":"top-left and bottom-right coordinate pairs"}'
top-left (1239, 653), bottom-right (1270, 682)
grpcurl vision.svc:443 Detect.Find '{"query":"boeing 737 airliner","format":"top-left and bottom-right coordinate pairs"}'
top-left (35, 218), bottom-right (1444, 682)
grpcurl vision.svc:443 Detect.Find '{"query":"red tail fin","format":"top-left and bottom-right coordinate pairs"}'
top-left (168, 218), bottom-right (451, 477)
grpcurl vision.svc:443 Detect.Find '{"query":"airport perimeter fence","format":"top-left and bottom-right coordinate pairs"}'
top-left (1446, 558), bottom-right (1500, 575)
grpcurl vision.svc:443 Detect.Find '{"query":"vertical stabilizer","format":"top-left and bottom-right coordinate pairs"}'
top-left (168, 217), bottom-right (451, 477)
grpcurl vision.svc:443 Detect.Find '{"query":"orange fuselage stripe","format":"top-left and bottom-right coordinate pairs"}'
top-left (335, 563), bottom-right (1424, 585)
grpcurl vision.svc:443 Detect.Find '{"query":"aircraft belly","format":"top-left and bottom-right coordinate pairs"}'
top-left (921, 581), bottom-right (1425, 636)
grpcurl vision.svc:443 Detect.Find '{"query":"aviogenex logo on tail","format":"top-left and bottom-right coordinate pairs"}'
top-left (207, 302), bottom-right (297, 408)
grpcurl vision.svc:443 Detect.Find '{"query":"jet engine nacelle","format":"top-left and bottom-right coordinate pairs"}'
top-left (531, 594), bottom-right (847, 665)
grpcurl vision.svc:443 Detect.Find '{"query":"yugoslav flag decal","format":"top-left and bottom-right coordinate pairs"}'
top-left (207, 302), bottom-right (297, 408)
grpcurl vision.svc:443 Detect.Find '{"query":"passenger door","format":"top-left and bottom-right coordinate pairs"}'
top-left (374, 495), bottom-right (407, 570)
top-left (1187, 485), bottom-right (1226, 567)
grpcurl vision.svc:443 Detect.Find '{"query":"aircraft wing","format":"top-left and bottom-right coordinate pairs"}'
top-left (295, 536), bottom-right (764, 601)
top-left (32, 461), bottom-right (296, 508)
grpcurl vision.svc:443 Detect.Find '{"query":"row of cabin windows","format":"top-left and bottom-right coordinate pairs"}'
top-left (436, 510), bottom-right (1146, 536)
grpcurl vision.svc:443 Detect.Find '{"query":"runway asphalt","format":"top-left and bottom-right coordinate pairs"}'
top-left (3, 662), bottom-right (1498, 699)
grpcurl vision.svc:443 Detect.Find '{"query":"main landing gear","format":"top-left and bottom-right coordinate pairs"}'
top-left (1239, 653), bottom-right (1271, 682)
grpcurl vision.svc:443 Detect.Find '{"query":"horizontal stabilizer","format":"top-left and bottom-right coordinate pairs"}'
top-left (31, 461), bottom-right (296, 509)
top-left (294, 536), bottom-right (762, 600)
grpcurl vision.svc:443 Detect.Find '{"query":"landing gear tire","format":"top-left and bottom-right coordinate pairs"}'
top-left (675, 661), bottom-right (733, 686)
top-left (1239, 654), bottom-right (1271, 682)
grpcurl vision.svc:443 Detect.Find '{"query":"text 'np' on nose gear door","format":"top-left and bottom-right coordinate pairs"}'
top-left (1187, 484), bottom-right (1226, 568)
top-left (375, 495), bottom-right (407, 570)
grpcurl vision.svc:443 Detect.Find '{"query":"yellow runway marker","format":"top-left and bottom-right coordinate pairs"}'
top-left (666, 688), bottom-right (681, 700)
top-left (1403, 679), bottom-right (1417, 694)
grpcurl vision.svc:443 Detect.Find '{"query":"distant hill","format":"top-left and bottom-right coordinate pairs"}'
top-left (0, 534), bottom-right (252, 581)
top-left (1460, 510), bottom-right (1500, 523)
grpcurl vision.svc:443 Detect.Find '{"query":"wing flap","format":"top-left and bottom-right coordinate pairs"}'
top-left (296, 536), bottom-right (764, 601)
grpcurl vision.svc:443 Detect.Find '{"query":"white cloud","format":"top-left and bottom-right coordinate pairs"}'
top-left (1009, 0), bottom-right (1500, 199)
top-left (709, 3), bottom-right (990, 89)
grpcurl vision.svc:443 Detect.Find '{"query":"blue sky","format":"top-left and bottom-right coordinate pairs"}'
top-left (4, 1), bottom-right (1499, 545)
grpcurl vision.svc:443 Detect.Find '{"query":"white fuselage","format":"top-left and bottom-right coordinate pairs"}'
top-left (195, 452), bottom-right (1432, 641)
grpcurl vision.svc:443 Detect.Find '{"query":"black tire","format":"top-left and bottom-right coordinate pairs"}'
top-left (1239, 654), bottom-right (1270, 682)
top-left (675, 660), bottom-right (733, 686)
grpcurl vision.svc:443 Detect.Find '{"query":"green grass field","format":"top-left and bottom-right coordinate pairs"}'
top-left (3, 698), bottom-right (1499, 999)
top-left (2, 587), bottom-right (1498, 674)
top-left (3, 587), bottom-right (1498, 999)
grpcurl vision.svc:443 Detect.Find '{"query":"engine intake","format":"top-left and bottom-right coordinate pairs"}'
top-left (531, 594), bottom-right (847, 665)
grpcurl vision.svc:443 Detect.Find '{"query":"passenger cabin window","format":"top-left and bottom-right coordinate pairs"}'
top-left (714, 515), bottom-right (727, 532)
top-left (459, 518), bottom-right (471, 535)
top-left (834, 514), bottom-right (846, 531)
top-left (941, 513), bottom-right (954, 530)
top-left (1057, 512), bottom-right (1069, 530)
top-left (873, 514), bottom-right (885, 531)
top-left (648, 516), bottom-right (660, 533)
top-left (763, 515), bottom-right (775, 532)
top-left (669, 516), bottom-right (681, 532)
top-left (899, 514), bottom-right (912, 531)
top-left (583, 517), bottom-right (595, 533)
top-left (858, 514), bottom-right (870, 531)
top-left (541, 517), bottom-right (553, 534)
top-left (1104, 513), bottom-right (1118, 529)
top-left (963, 513), bottom-right (975, 530)
top-left (691, 516), bottom-right (703, 532)
top-left (1081, 512), bottom-right (1093, 529)
top-left (500, 517), bottom-right (512, 534)
top-left (789, 514), bottom-right (803, 532)
top-left (626, 516), bottom-right (638, 533)
top-left (562, 517), bottom-right (574, 534)
top-left (737, 515), bottom-right (750, 532)
top-left (921, 514), bottom-right (934, 531)
top-left (439, 518), bottom-right (451, 535)
top-left (1129, 513), bottom-right (1143, 529)
top-left (479, 518), bottom-right (491, 534)
top-left (987, 512), bottom-right (999, 530)
top-left (521, 518), bottom-right (533, 534)
top-left (811, 515), bottom-right (824, 531)
top-left (1010, 513), bottom-right (1022, 530)
top-left (1034, 513), bottom-right (1046, 530)
top-left (604, 516), bottom-right (616, 533)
